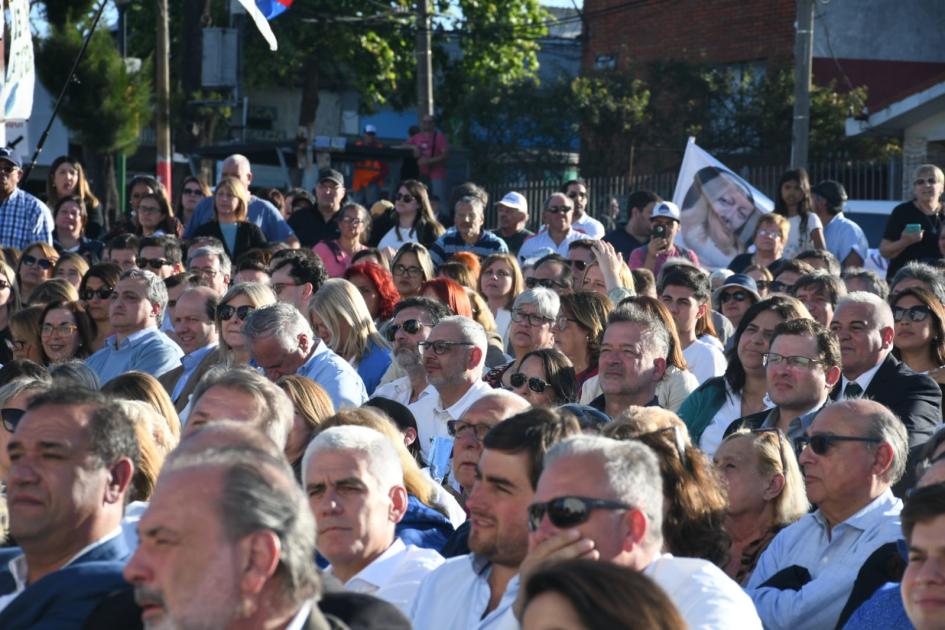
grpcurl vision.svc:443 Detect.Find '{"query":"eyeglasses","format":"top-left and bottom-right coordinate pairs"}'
top-left (893, 304), bottom-right (932, 323)
top-left (21, 254), bottom-right (52, 270)
top-left (757, 228), bottom-right (781, 238)
top-left (485, 268), bottom-right (512, 279)
top-left (511, 309), bottom-right (554, 327)
top-left (509, 372), bottom-right (550, 393)
top-left (395, 193), bottom-right (415, 203)
top-left (137, 205), bottom-right (162, 215)
top-left (914, 177), bottom-right (940, 187)
top-left (768, 280), bottom-right (789, 294)
top-left (81, 287), bottom-right (114, 301)
top-left (527, 496), bottom-right (633, 532)
top-left (217, 304), bottom-right (255, 322)
top-left (392, 264), bottom-right (424, 277)
top-left (340, 216), bottom-right (364, 225)
top-left (719, 290), bottom-right (751, 304)
top-left (191, 267), bottom-right (219, 279)
top-left (567, 191), bottom-right (587, 199)
top-left (182, 187), bottom-right (203, 196)
top-left (554, 316), bottom-right (580, 331)
top-left (762, 352), bottom-right (825, 370)
top-left (385, 318), bottom-right (428, 342)
top-left (570, 259), bottom-right (589, 272)
top-left (273, 282), bottom-right (301, 294)
top-left (1, 408), bottom-right (24, 432)
top-left (138, 257), bottom-right (171, 270)
top-left (795, 433), bottom-right (882, 455)
top-left (446, 420), bottom-right (493, 442)
top-left (545, 205), bottom-right (571, 214)
top-left (41, 323), bottom-right (78, 337)
top-left (755, 280), bottom-right (770, 292)
top-left (525, 277), bottom-right (565, 290)
top-left (418, 340), bottom-right (474, 355)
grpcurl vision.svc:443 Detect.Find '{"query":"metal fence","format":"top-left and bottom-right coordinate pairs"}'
top-left (484, 158), bottom-right (902, 227)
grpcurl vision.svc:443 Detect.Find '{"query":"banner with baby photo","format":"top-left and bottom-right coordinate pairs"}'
top-left (672, 137), bottom-right (774, 270)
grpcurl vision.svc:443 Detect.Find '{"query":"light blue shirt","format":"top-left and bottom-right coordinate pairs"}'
top-left (184, 195), bottom-right (295, 242)
top-left (410, 554), bottom-right (519, 630)
top-left (297, 340), bottom-right (368, 409)
top-left (746, 489), bottom-right (903, 630)
top-left (85, 328), bottom-right (184, 384)
top-left (170, 343), bottom-right (217, 402)
top-left (823, 212), bottom-right (869, 265)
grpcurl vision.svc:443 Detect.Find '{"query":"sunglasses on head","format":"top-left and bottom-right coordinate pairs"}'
top-left (509, 372), bottom-right (550, 393)
top-left (893, 304), bottom-right (931, 323)
top-left (217, 304), bottom-right (255, 322)
top-left (385, 318), bottom-right (427, 341)
top-left (1, 408), bottom-right (25, 432)
top-left (80, 287), bottom-right (114, 301)
top-left (794, 433), bottom-right (882, 455)
top-left (21, 254), bottom-right (52, 270)
top-left (527, 496), bottom-right (633, 532)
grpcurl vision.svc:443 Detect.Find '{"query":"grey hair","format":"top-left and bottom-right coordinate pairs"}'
top-left (836, 290), bottom-right (894, 330)
top-left (165, 447), bottom-right (319, 605)
top-left (242, 302), bottom-right (314, 351)
top-left (0, 377), bottom-right (51, 407)
top-left (852, 401), bottom-right (909, 485)
top-left (120, 268), bottom-right (168, 321)
top-left (513, 287), bottom-right (560, 321)
top-left (455, 195), bottom-right (485, 215)
top-left (913, 163), bottom-right (944, 183)
top-left (544, 192), bottom-right (573, 210)
top-left (188, 244), bottom-right (232, 279)
top-left (891, 262), bottom-right (945, 305)
top-left (545, 435), bottom-right (664, 549)
top-left (607, 303), bottom-right (670, 361)
top-left (437, 315), bottom-right (488, 369)
top-left (190, 366), bottom-right (294, 449)
top-left (302, 425), bottom-right (404, 490)
top-left (841, 267), bottom-right (889, 301)
top-left (48, 360), bottom-right (101, 391)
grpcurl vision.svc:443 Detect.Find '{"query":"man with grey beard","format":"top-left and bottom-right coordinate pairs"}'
top-left (374, 298), bottom-right (451, 406)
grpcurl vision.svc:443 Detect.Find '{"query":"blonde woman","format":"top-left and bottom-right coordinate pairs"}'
top-left (0, 261), bottom-right (21, 364)
top-left (215, 281), bottom-right (278, 366)
top-left (17, 242), bottom-right (59, 303)
top-left (192, 176), bottom-right (268, 260)
top-left (276, 374), bottom-right (335, 480)
top-left (53, 252), bottom-right (90, 290)
top-left (100, 370), bottom-right (182, 446)
top-left (390, 242), bottom-right (435, 299)
top-left (478, 252), bottom-right (524, 340)
top-left (308, 278), bottom-right (391, 395)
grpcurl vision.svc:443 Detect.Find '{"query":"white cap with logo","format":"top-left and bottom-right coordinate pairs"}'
top-left (651, 201), bottom-right (681, 222)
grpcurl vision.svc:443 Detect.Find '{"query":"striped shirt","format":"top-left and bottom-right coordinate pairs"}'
top-left (429, 228), bottom-right (508, 266)
top-left (0, 188), bottom-right (53, 249)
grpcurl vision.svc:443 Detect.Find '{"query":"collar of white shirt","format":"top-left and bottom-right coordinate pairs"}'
top-left (437, 379), bottom-right (492, 418)
top-left (840, 358), bottom-right (885, 395)
top-left (337, 538), bottom-right (409, 592)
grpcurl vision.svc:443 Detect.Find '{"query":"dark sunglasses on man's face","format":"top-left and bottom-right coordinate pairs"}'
top-left (385, 319), bottom-right (426, 342)
top-left (794, 433), bottom-right (882, 456)
top-left (527, 496), bottom-right (633, 532)
top-left (217, 304), bottom-right (255, 322)
top-left (1, 408), bottom-right (25, 432)
top-left (769, 280), bottom-right (790, 294)
top-left (81, 287), bottom-right (114, 301)
top-left (525, 277), bottom-right (564, 290)
top-left (509, 372), bottom-right (549, 394)
top-left (138, 257), bottom-right (170, 271)
top-left (21, 254), bottom-right (52, 270)
top-left (570, 259), bottom-right (589, 272)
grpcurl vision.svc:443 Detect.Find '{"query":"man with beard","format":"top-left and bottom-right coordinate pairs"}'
top-left (410, 408), bottom-right (579, 630)
top-left (374, 298), bottom-right (452, 406)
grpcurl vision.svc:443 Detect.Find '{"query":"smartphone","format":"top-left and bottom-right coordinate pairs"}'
top-left (905, 223), bottom-right (923, 234)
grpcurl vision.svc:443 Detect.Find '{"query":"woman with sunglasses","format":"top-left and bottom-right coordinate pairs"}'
top-left (8, 305), bottom-right (44, 364)
top-left (53, 252), bottom-right (89, 291)
top-left (555, 291), bottom-right (612, 392)
top-left (881, 164), bottom-right (945, 280)
top-left (46, 156), bottom-right (104, 239)
top-left (485, 288), bottom-right (559, 388)
top-left (0, 261), bottom-right (21, 365)
top-left (509, 348), bottom-right (577, 406)
top-left (175, 176), bottom-right (210, 230)
top-left (16, 242), bottom-right (59, 304)
top-left (134, 191), bottom-right (183, 239)
top-left (308, 279), bottom-right (391, 396)
top-left (79, 262), bottom-right (121, 351)
top-left (478, 253), bottom-right (524, 341)
top-left (192, 176), bottom-right (268, 261)
top-left (891, 287), bottom-right (945, 400)
top-left (216, 282), bottom-right (277, 366)
top-left (714, 428), bottom-right (809, 585)
top-left (313, 202), bottom-right (371, 277)
top-left (52, 196), bottom-right (104, 264)
top-left (342, 263), bottom-right (399, 324)
top-left (38, 300), bottom-right (96, 365)
top-left (743, 264), bottom-right (773, 298)
top-left (372, 180), bottom-right (444, 254)
top-left (678, 296), bottom-right (812, 456)
top-left (713, 274), bottom-right (760, 329)
top-left (390, 242), bottom-right (435, 299)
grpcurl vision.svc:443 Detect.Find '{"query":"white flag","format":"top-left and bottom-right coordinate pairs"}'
top-left (236, 0), bottom-right (279, 51)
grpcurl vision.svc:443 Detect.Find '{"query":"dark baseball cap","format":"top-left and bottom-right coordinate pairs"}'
top-left (811, 180), bottom-right (847, 209)
top-left (318, 168), bottom-right (344, 187)
top-left (0, 148), bottom-right (21, 169)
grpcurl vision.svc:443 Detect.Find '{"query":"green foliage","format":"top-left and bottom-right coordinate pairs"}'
top-left (39, 0), bottom-right (96, 30)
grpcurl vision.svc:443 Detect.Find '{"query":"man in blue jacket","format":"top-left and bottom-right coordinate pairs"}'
top-left (0, 387), bottom-right (137, 629)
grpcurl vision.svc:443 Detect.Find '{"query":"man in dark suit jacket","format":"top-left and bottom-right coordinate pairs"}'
top-left (830, 293), bottom-right (943, 489)
top-left (157, 286), bottom-right (221, 413)
top-left (0, 387), bottom-right (137, 629)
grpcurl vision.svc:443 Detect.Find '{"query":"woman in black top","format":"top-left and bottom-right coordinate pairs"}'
top-left (192, 176), bottom-right (268, 260)
top-left (880, 164), bottom-right (944, 279)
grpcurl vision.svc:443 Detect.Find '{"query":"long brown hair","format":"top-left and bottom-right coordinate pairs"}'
top-left (396, 179), bottom-right (444, 240)
top-left (892, 286), bottom-right (945, 367)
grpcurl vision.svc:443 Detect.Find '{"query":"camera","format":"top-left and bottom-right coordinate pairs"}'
top-left (651, 224), bottom-right (668, 239)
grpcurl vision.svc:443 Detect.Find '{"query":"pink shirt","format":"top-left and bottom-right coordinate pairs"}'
top-left (313, 240), bottom-right (355, 278)
top-left (407, 131), bottom-right (449, 181)
top-left (627, 244), bottom-right (700, 277)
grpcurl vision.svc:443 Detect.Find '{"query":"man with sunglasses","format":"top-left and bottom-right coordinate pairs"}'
top-left (562, 178), bottom-right (605, 239)
top-left (138, 235), bottom-right (183, 280)
top-left (829, 292), bottom-right (941, 490)
top-left (374, 297), bottom-right (451, 406)
top-left (528, 253), bottom-right (573, 295)
top-left (0, 148), bottom-right (54, 251)
top-left (158, 286), bottom-right (221, 413)
top-left (746, 399), bottom-right (908, 630)
top-left (526, 435), bottom-right (760, 628)
top-left (407, 316), bottom-right (492, 462)
top-left (518, 193), bottom-right (587, 260)
top-left (411, 408), bottom-right (580, 630)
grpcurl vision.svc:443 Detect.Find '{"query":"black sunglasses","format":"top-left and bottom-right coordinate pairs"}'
top-left (1, 408), bottom-right (25, 432)
top-left (385, 319), bottom-right (426, 342)
top-left (893, 304), bottom-right (932, 323)
top-left (138, 257), bottom-right (171, 270)
top-left (446, 420), bottom-right (493, 442)
top-left (527, 496), bottom-right (633, 532)
top-left (395, 193), bottom-right (415, 203)
top-left (769, 280), bottom-right (790, 294)
top-left (217, 304), bottom-right (255, 322)
top-left (755, 280), bottom-right (771, 291)
top-left (570, 259), bottom-right (589, 271)
top-left (719, 290), bottom-right (751, 304)
top-left (795, 433), bottom-right (882, 455)
top-left (80, 287), bottom-right (114, 301)
top-left (21, 254), bottom-right (52, 270)
top-left (509, 372), bottom-right (549, 394)
top-left (525, 277), bottom-right (564, 290)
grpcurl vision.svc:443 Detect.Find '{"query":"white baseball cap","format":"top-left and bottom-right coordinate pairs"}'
top-left (497, 191), bottom-right (527, 213)
top-left (651, 201), bottom-right (681, 222)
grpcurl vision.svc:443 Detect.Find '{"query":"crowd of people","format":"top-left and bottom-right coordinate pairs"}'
top-left (0, 144), bottom-right (940, 629)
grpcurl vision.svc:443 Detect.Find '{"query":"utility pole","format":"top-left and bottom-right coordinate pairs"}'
top-left (415, 0), bottom-right (433, 120)
top-left (116, 0), bottom-right (130, 214)
top-left (790, 0), bottom-right (814, 170)
top-left (155, 0), bottom-right (172, 193)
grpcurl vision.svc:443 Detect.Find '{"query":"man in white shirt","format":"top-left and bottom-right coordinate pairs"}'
top-left (303, 425), bottom-right (443, 616)
top-left (562, 178), bottom-right (605, 239)
top-left (374, 297), bottom-right (451, 406)
top-left (408, 315), bottom-right (493, 461)
top-left (747, 399), bottom-right (908, 629)
top-left (658, 264), bottom-right (726, 384)
top-left (518, 193), bottom-right (589, 260)
top-left (525, 435), bottom-right (762, 630)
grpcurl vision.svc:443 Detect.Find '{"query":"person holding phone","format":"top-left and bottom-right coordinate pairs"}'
top-left (880, 164), bottom-right (945, 279)
top-left (628, 201), bottom-right (699, 276)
